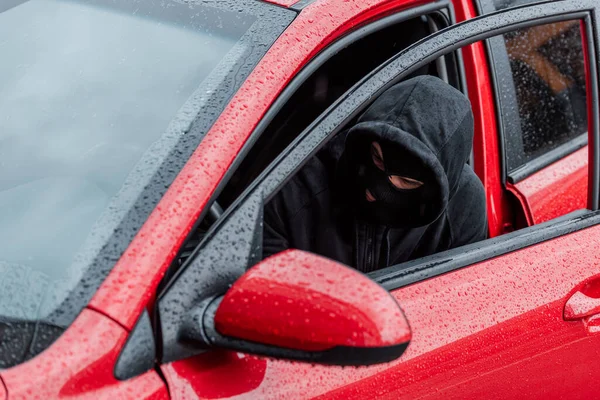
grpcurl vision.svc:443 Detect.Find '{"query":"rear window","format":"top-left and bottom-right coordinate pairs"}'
top-left (478, 0), bottom-right (589, 175)
top-left (0, 0), bottom-right (293, 367)
top-left (504, 20), bottom-right (587, 167)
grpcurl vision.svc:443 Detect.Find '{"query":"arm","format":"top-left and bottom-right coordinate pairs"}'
top-left (262, 196), bottom-right (291, 259)
top-left (450, 167), bottom-right (488, 248)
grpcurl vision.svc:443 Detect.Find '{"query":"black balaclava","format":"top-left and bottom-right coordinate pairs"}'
top-left (335, 75), bottom-right (474, 229)
top-left (340, 134), bottom-right (440, 228)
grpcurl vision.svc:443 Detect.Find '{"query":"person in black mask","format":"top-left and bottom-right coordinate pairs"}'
top-left (263, 75), bottom-right (487, 273)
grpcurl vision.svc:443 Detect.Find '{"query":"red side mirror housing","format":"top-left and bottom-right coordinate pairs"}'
top-left (208, 250), bottom-right (411, 365)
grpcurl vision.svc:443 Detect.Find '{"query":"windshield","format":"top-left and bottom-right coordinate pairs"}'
top-left (0, 0), bottom-right (294, 367)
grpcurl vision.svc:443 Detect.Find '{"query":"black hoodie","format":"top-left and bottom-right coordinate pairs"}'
top-left (263, 76), bottom-right (487, 273)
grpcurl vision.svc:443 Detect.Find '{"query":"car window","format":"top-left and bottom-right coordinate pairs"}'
top-left (502, 20), bottom-right (588, 170)
top-left (0, 0), bottom-right (294, 368)
top-left (478, 0), bottom-right (589, 175)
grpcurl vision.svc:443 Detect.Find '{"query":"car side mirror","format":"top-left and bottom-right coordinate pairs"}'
top-left (181, 250), bottom-right (411, 366)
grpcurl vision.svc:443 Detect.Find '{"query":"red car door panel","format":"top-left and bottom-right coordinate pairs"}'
top-left (0, 309), bottom-right (168, 400)
top-left (512, 146), bottom-right (588, 225)
top-left (160, 222), bottom-right (600, 399)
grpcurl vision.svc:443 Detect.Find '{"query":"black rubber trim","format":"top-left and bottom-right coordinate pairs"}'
top-left (290, 0), bottom-right (318, 11)
top-left (114, 310), bottom-right (156, 381)
top-left (200, 297), bottom-right (410, 366)
top-left (585, 12), bottom-right (600, 210)
top-left (473, 0), bottom-right (487, 15)
top-left (178, 1), bottom-right (451, 245)
top-left (508, 134), bottom-right (588, 183)
top-left (370, 209), bottom-right (594, 290)
top-left (480, 0), bottom-right (524, 185)
top-left (483, 36), bottom-right (511, 185)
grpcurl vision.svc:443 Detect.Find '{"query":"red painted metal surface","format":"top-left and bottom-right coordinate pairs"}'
top-left (263, 0), bottom-right (299, 7)
top-left (0, 308), bottom-right (168, 400)
top-left (0, 376), bottom-right (6, 400)
top-left (89, 0), bottom-right (432, 331)
top-left (564, 291), bottom-right (600, 320)
top-left (165, 352), bottom-right (268, 400)
top-left (215, 250), bottom-right (410, 351)
top-left (513, 146), bottom-right (588, 225)
top-left (452, 0), bottom-right (510, 238)
top-left (161, 223), bottom-right (600, 399)
top-left (564, 275), bottom-right (600, 320)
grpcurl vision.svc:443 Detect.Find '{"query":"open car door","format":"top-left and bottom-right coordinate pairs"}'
top-left (157, 1), bottom-right (600, 399)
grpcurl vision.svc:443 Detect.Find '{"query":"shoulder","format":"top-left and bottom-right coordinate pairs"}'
top-left (446, 166), bottom-right (488, 243)
top-left (448, 166), bottom-right (486, 211)
top-left (266, 156), bottom-right (332, 219)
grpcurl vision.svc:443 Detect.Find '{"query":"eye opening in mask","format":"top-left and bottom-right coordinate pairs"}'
top-left (370, 142), bottom-right (424, 190)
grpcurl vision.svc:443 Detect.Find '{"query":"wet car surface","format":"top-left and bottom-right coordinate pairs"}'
top-left (1, 0), bottom-right (600, 398)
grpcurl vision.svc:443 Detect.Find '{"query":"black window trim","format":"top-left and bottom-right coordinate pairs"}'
top-left (173, 0), bottom-right (456, 268)
top-left (290, 0), bottom-right (318, 11)
top-left (210, 1), bottom-right (600, 292)
top-left (507, 132), bottom-right (588, 183)
top-left (372, 208), bottom-right (598, 289)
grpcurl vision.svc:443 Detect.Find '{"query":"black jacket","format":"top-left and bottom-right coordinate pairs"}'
top-left (263, 76), bottom-right (487, 273)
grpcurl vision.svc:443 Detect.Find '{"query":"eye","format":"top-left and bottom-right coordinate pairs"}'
top-left (371, 146), bottom-right (385, 171)
top-left (388, 175), bottom-right (424, 190)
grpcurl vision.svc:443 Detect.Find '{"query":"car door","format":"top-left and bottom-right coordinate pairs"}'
top-left (477, 0), bottom-right (591, 226)
top-left (155, 1), bottom-right (600, 399)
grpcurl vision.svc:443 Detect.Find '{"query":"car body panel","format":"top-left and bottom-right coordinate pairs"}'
top-left (0, 309), bottom-right (167, 400)
top-left (0, 377), bottom-right (5, 400)
top-left (160, 223), bottom-right (600, 399)
top-left (263, 0), bottom-right (299, 7)
top-left (513, 146), bottom-right (588, 225)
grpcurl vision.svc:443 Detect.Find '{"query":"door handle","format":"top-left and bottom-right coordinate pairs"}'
top-left (564, 291), bottom-right (600, 320)
top-left (564, 277), bottom-right (600, 321)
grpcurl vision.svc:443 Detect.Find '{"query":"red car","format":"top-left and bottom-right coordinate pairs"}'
top-left (1, 0), bottom-right (600, 398)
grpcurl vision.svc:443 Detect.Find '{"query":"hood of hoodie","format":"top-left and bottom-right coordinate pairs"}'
top-left (336, 75), bottom-right (475, 228)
